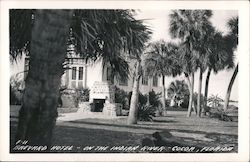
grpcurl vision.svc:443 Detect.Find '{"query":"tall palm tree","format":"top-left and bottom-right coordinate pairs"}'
top-left (127, 25), bottom-right (151, 124)
top-left (223, 16), bottom-right (238, 110)
top-left (167, 80), bottom-right (189, 107)
top-left (70, 10), bottom-right (151, 125)
top-left (144, 40), bottom-right (181, 115)
top-left (177, 41), bottom-right (197, 116)
top-left (203, 31), bottom-right (234, 113)
top-left (169, 10), bottom-right (213, 117)
top-left (10, 9), bottom-right (151, 149)
top-left (13, 10), bottom-right (73, 149)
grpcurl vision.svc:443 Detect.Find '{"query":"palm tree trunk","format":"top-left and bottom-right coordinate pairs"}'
top-left (204, 67), bottom-right (212, 114)
top-left (127, 61), bottom-right (141, 124)
top-left (224, 63), bottom-right (238, 110)
top-left (15, 10), bottom-right (72, 150)
top-left (161, 74), bottom-right (167, 116)
top-left (187, 73), bottom-right (195, 117)
top-left (197, 67), bottom-right (203, 117)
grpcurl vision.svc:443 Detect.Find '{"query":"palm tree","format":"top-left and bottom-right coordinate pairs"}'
top-left (127, 26), bottom-right (151, 124)
top-left (144, 40), bottom-right (180, 115)
top-left (167, 80), bottom-right (189, 107)
top-left (169, 10), bottom-right (213, 117)
top-left (177, 42), bottom-right (197, 116)
top-left (13, 10), bottom-right (73, 149)
top-left (223, 16), bottom-right (238, 110)
top-left (10, 9), bottom-right (151, 149)
top-left (203, 31), bottom-right (234, 113)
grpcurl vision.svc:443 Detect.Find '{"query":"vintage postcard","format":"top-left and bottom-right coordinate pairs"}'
top-left (0, 0), bottom-right (249, 161)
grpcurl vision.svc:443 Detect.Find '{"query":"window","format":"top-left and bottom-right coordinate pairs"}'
top-left (79, 67), bottom-right (83, 80)
top-left (119, 78), bottom-right (128, 86)
top-left (153, 75), bottom-right (158, 87)
top-left (70, 66), bottom-right (85, 88)
top-left (72, 67), bottom-right (76, 80)
top-left (142, 74), bottom-right (148, 85)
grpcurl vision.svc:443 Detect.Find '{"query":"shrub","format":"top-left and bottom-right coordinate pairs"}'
top-left (127, 91), bottom-right (158, 120)
top-left (60, 87), bottom-right (89, 108)
top-left (167, 80), bottom-right (190, 108)
top-left (139, 93), bottom-right (148, 106)
top-left (74, 87), bottom-right (90, 107)
top-left (149, 90), bottom-right (162, 108)
top-left (128, 92), bottom-right (148, 105)
top-left (10, 75), bottom-right (24, 105)
top-left (114, 86), bottom-right (129, 110)
top-left (209, 107), bottom-right (233, 122)
top-left (180, 95), bottom-right (189, 109)
top-left (75, 87), bottom-right (90, 102)
top-left (128, 91), bottom-right (148, 106)
top-left (138, 104), bottom-right (156, 121)
top-left (207, 94), bottom-right (223, 109)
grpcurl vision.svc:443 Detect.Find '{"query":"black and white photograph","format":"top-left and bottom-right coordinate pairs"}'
top-left (0, 0), bottom-right (249, 161)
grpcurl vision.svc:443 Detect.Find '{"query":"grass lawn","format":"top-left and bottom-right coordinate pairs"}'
top-left (10, 106), bottom-right (238, 153)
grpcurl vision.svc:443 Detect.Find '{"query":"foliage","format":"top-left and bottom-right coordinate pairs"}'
top-left (169, 10), bottom-right (214, 116)
top-left (144, 40), bottom-right (181, 77)
top-left (60, 87), bottom-right (89, 108)
top-left (114, 87), bottom-right (160, 111)
top-left (148, 90), bottom-right (162, 108)
top-left (114, 86), bottom-right (129, 110)
top-left (128, 91), bottom-right (147, 107)
top-left (223, 16), bottom-right (238, 110)
top-left (137, 104), bottom-right (156, 121)
top-left (226, 16), bottom-right (238, 50)
top-left (9, 10), bottom-right (35, 62)
top-left (208, 94), bottom-right (223, 109)
top-left (74, 87), bottom-right (90, 107)
top-left (10, 85), bottom-right (22, 105)
top-left (209, 107), bottom-right (234, 122)
top-left (128, 91), bottom-right (158, 120)
top-left (10, 9), bottom-right (151, 80)
top-left (208, 94), bottom-right (237, 121)
top-left (167, 80), bottom-right (189, 108)
top-left (169, 10), bottom-right (214, 73)
top-left (10, 75), bottom-right (25, 105)
top-left (71, 10), bottom-right (151, 81)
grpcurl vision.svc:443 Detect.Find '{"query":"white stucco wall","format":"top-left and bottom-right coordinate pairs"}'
top-left (11, 56), bottom-right (169, 99)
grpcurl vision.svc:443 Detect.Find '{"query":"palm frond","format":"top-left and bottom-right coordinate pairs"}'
top-left (71, 9), bottom-right (151, 79)
top-left (144, 40), bottom-right (181, 78)
top-left (10, 9), bottom-right (35, 62)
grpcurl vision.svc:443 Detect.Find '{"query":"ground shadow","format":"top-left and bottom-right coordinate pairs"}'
top-left (10, 120), bottom-right (238, 153)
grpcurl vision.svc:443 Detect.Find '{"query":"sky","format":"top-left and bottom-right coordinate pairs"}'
top-left (136, 10), bottom-right (238, 101)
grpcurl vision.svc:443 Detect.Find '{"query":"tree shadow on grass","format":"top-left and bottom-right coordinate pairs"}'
top-left (66, 120), bottom-right (238, 153)
top-left (159, 129), bottom-right (238, 153)
top-left (152, 119), bottom-right (178, 123)
top-left (69, 119), bottom-right (177, 131)
top-left (10, 119), bottom-right (238, 153)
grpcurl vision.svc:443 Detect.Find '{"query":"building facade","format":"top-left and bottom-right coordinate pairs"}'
top-left (61, 44), bottom-right (162, 95)
top-left (10, 45), bottom-right (163, 116)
